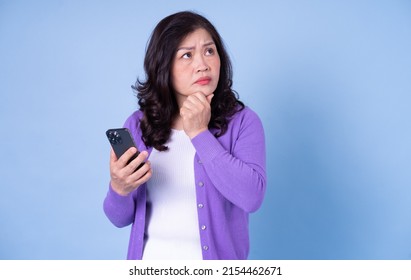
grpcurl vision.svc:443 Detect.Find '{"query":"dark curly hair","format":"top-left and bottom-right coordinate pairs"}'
top-left (133, 11), bottom-right (244, 151)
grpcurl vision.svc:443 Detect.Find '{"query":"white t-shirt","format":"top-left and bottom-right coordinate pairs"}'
top-left (142, 129), bottom-right (202, 260)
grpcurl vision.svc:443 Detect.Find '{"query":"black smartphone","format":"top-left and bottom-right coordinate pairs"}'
top-left (106, 128), bottom-right (141, 167)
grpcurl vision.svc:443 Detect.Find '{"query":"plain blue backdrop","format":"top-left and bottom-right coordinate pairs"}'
top-left (1, 0), bottom-right (410, 259)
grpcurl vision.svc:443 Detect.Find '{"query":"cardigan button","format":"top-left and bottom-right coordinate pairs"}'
top-left (198, 181), bottom-right (204, 187)
top-left (198, 203), bottom-right (204, 208)
top-left (201, 225), bottom-right (207, 230)
top-left (203, 245), bottom-right (209, 251)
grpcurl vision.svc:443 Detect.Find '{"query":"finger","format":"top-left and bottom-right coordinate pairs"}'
top-left (117, 147), bottom-right (138, 168)
top-left (183, 94), bottom-right (207, 111)
top-left (191, 92), bottom-right (208, 103)
top-left (130, 166), bottom-right (153, 188)
top-left (125, 150), bottom-right (149, 174)
top-left (180, 100), bottom-right (197, 115)
top-left (180, 107), bottom-right (195, 123)
top-left (128, 160), bottom-right (152, 183)
top-left (123, 162), bottom-right (152, 190)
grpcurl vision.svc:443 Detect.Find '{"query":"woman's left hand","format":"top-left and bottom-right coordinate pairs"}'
top-left (180, 92), bottom-right (214, 139)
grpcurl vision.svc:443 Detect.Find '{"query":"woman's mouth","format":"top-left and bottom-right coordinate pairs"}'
top-left (195, 77), bottom-right (211, 85)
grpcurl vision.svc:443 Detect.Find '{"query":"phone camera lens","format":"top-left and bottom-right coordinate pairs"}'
top-left (107, 130), bottom-right (123, 144)
top-left (107, 131), bottom-right (119, 144)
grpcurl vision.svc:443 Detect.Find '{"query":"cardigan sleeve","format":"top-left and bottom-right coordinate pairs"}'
top-left (103, 111), bottom-right (144, 228)
top-left (103, 183), bottom-right (137, 228)
top-left (191, 108), bottom-right (266, 213)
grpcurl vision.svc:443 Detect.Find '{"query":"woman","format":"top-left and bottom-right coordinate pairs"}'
top-left (103, 11), bottom-right (266, 260)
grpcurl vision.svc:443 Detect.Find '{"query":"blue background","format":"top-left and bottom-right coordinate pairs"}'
top-left (1, 0), bottom-right (410, 259)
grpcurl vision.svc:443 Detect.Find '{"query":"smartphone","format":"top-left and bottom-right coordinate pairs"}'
top-left (106, 128), bottom-right (142, 168)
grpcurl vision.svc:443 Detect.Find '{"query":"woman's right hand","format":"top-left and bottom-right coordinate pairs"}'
top-left (109, 147), bottom-right (152, 196)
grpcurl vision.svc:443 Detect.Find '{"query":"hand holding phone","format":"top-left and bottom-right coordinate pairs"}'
top-left (106, 128), bottom-right (152, 196)
top-left (106, 128), bottom-right (139, 164)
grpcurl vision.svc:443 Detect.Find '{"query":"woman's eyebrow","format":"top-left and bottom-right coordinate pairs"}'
top-left (203, 41), bottom-right (216, 47)
top-left (177, 41), bottom-right (215, 52)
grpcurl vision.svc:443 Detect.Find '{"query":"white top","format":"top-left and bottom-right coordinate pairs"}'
top-left (142, 129), bottom-right (202, 260)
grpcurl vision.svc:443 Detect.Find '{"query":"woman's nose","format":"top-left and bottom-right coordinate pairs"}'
top-left (195, 55), bottom-right (209, 72)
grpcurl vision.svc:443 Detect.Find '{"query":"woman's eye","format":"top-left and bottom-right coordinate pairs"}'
top-left (182, 52), bottom-right (192, 59)
top-left (205, 48), bottom-right (215, 56)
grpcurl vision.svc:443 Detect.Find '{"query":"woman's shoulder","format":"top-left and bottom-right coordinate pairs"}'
top-left (123, 110), bottom-right (143, 130)
top-left (219, 105), bottom-right (264, 138)
top-left (122, 110), bottom-right (144, 142)
top-left (231, 105), bottom-right (262, 126)
top-left (122, 109), bottom-right (151, 150)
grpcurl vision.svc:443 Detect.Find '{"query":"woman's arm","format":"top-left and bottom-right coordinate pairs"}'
top-left (191, 108), bottom-right (266, 213)
top-left (103, 111), bottom-right (151, 227)
top-left (103, 184), bottom-right (137, 228)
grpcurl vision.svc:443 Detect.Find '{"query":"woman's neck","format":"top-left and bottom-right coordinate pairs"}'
top-left (171, 114), bottom-right (184, 130)
top-left (171, 94), bottom-right (186, 130)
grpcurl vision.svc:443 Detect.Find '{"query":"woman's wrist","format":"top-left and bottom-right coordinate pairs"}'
top-left (110, 180), bottom-right (131, 197)
top-left (186, 127), bottom-right (208, 139)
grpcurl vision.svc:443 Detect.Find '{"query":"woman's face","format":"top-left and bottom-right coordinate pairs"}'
top-left (171, 28), bottom-right (221, 106)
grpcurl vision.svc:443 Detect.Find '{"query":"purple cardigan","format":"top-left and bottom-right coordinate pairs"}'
top-left (103, 107), bottom-right (266, 259)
